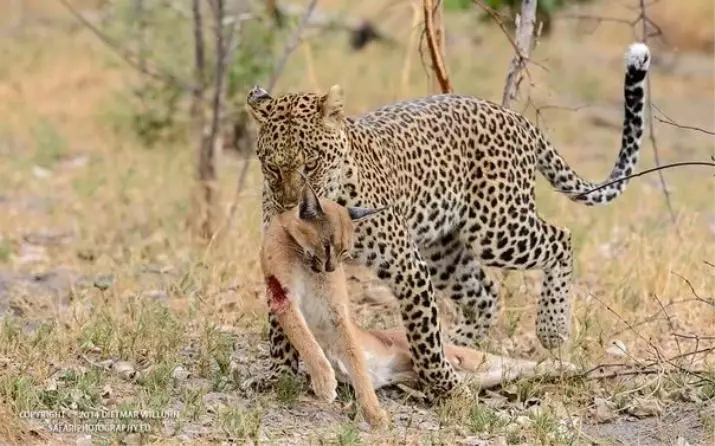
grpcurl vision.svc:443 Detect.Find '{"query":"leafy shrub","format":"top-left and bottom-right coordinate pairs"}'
top-left (102, 1), bottom-right (275, 148)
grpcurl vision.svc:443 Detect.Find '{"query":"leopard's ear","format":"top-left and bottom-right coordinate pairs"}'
top-left (320, 85), bottom-right (344, 128)
top-left (246, 85), bottom-right (272, 125)
top-left (298, 182), bottom-right (324, 220)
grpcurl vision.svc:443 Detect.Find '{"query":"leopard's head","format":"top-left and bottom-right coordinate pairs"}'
top-left (246, 85), bottom-right (348, 214)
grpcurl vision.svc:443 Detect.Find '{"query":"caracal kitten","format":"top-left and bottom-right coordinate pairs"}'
top-left (260, 183), bottom-right (576, 429)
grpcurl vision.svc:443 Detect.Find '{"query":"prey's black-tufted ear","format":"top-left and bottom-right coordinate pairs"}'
top-left (320, 85), bottom-right (344, 128)
top-left (346, 206), bottom-right (384, 222)
top-left (298, 182), bottom-right (324, 220)
top-left (246, 85), bottom-right (272, 125)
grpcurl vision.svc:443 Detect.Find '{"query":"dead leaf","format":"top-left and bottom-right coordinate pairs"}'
top-left (171, 365), bottom-right (191, 381)
top-left (44, 378), bottom-right (58, 392)
top-left (606, 339), bottom-right (629, 357)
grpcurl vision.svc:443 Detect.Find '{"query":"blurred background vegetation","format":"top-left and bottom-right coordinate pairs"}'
top-left (0, 0), bottom-right (713, 443)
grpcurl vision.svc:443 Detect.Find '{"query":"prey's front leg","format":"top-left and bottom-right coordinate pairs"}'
top-left (333, 310), bottom-right (388, 429)
top-left (267, 276), bottom-right (337, 402)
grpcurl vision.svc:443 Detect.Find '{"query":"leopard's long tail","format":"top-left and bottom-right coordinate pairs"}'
top-left (536, 42), bottom-right (651, 206)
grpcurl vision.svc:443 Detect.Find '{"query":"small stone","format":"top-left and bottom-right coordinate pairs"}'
top-left (626, 397), bottom-right (662, 418)
top-left (591, 397), bottom-right (616, 424)
top-left (457, 436), bottom-right (493, 446)
top-left (93, 274), bottom-right (114, 291)
top-left (674, 437), bottom-right (691, 446)
top-left (44, 378), bottom-right (58, 392)
top-left (32, 165), bottom-right (52, 179)
top-left (113, 361), bottom-right (136, 380)
top-left (76, 435), bottom-right (92, 446)
top-left (515, 415), bottom-right (530, 426)
top-left (171, 365), bottom-right (191, 381)
top-left (13, 244), bottom-right (48, 265)
top-left (143, 289), bottom-right (168, 301)
top-left (101, 385), bottom-right (113, 398)
top-left (121, 433), bottom-right (141, 445)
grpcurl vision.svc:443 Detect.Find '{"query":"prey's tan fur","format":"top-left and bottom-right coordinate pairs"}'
top-left (260, 184), bottom-right (575, 429)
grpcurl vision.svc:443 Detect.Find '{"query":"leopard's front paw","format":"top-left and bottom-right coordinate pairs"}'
top-left (419, 364), bottom-right (467, 405)
top-left (239, 365), bottom-right (303, 394)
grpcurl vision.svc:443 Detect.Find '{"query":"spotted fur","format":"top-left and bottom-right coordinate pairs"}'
top-left (247, 43), bottom-right (650, 401)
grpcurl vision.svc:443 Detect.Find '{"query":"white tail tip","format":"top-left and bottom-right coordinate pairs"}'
top-left (625, 42), bottom-right (650, 71)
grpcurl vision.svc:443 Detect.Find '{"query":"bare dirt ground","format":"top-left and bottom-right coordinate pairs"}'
top-left (0, 0), bottom-right (714, 445)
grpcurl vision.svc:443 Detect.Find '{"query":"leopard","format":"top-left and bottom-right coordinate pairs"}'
top-left (246, 42), bottom-right (650, 402)
top-left (260, 181), bottom-right (576, 427)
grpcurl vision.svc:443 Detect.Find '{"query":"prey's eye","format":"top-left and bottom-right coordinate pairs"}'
top-left (304, 158), bottom-right (318, 172)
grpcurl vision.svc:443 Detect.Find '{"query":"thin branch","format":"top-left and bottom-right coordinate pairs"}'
top-left (653, 114), bottom-right (715, 136)
top-left (573, 160), bottom-right (715, 200)
top-left (58, 0), bottom-right (193, 93)
top-left (197, 0), bottom-right (241, 240)
top-left (472, 0), bottom-right (547, 75)
top-left (652, 293), bottom-right (682, 358)
top-left (422, 0), bottom-right (453, 93)
top-left (610, 297), bottom-right (707, 337)
top-left (223, 156), bottom-right (253, 235)
top-left (501, 0), bottom-right (538, 108)
top-left (673, 334), bottom-right (715, 341)
top-left (672, 271), bottom-right (715, 307)
top-left (219, 0), bottom-right (319, 241)
top-left (266, 0), bottom-right (319, 92)
top-left (557, 13), bottom-right (634, 26)
top-left (639, 0), bottom-right (677, 227)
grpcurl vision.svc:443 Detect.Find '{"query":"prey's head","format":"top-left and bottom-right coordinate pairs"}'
top-left (281, 181), bottom-right (383, 273)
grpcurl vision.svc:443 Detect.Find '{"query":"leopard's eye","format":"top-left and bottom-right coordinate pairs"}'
top-left (304, 158), bottom-right (318, 172)
top-left (263, 164), bottom-right (281, 179)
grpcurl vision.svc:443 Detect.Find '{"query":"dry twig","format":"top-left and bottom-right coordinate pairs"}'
top-left (58, 0), bottom-right (193, 93)
top-left (574, 160), bottom-right (715, 199)
top-left (638, 0), bottom-right (677, 227)
top-left (266, 0), bottom-right (320, 92)
top-left (500, 0), bottom-right (538, 108)
top-left (422, 0), bottom-right (452, 93)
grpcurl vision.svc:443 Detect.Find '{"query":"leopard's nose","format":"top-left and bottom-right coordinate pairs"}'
top-left (325, 261), bottom-right (335, 273)
top-left (282, 187), bottom-right (299, 208)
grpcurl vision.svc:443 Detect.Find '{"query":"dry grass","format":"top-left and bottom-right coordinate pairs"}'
top-left (0, 0), bottom-right (713, 444)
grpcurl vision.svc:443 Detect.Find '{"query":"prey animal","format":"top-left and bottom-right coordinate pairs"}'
top-left (260, 183), bottom-right (575, 428)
